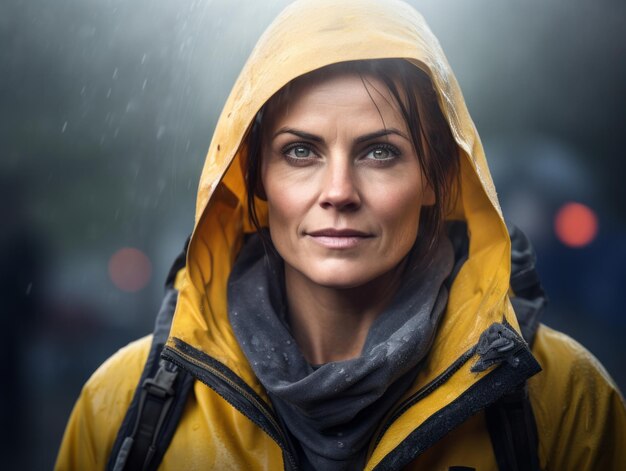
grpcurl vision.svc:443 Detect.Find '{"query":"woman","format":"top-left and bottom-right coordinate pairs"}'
top-left (56, 0), bottom-right (625, 469)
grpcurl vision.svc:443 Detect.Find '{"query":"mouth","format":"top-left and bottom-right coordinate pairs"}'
top-left (305, 228), bottom-right (374, 249)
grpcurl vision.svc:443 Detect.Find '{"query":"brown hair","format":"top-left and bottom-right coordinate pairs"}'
top-left (246, 59), bottom-right (460, 255)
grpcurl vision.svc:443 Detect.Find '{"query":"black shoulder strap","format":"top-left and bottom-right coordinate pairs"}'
top-left (107, 240), bottom-right (194, 471)
top-left (485, 385), bottom-right (540, 471)
top-left (485, 223), bottom-right (545, 471)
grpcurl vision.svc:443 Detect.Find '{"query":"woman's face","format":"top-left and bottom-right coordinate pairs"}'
top-left (261, 70), bottom-right (434, 289)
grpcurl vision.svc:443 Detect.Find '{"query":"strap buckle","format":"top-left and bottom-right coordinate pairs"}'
top-left (142, 362), bottom-right (178, 398)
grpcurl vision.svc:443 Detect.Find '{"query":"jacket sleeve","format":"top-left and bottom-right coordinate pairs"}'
top-left (55, 335), bottom-right (152, 471)
top-left (528, 324), bottom-right (626, 470)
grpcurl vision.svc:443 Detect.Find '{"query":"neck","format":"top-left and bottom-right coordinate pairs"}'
top-left (284, 261), bottom-right (407, 365)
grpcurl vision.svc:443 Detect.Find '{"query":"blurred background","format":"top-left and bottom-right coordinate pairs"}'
top-left (2, 0), bottom-right (625, 468)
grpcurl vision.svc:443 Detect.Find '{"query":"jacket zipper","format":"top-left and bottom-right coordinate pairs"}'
top-left (369, 338), bottom-right (529, 467)
top-left (162, 345), bottom-right (299, 471)
top-left (367, 345), bottom-right (476, 458)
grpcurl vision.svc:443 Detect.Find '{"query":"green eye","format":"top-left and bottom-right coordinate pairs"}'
top-left (366, 144), bottom-right (399, 161)
top-left (293, 146), bottom-right (310, 157)
top-left (286, 145), bottom-right (312, 158)
top-left (371, 148), bottom-right (390, 159)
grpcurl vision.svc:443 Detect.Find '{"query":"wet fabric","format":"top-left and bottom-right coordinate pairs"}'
top-left (228, 233), bottom-right (454, 470)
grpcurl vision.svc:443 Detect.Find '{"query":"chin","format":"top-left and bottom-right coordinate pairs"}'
top-left (303, 260), bottom-right (390, 290)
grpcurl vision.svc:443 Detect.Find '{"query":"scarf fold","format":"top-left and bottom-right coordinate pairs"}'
top-left (228, 233), bottom-right (454, 470)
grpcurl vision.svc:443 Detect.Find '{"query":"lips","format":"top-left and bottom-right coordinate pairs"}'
top-left (307, 228), bottom-right (372, 237)
top-left (305, 228), bottom-right (374, 249)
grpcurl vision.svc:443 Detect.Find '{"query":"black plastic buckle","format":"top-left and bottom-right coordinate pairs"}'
top-left (141, 362), bottom-right (178, 398)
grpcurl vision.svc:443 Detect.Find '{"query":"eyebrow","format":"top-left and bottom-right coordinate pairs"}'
top-left (272, 127), bottom-right (410, 143)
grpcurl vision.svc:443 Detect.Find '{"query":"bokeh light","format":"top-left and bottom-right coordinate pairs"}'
top-left (554, 202), bottom-right (598, 248)
top-left (108, 247), bottom-right (152, 292)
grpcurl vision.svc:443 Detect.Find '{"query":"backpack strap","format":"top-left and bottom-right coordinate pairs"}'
top-left (485, 385), bottom-right (540, 471)
top-left (107, 240), bottom-right (194, 471)
top-left (485, 223), bottom-right (545, 471)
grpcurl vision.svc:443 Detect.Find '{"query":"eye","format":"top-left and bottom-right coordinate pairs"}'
top-left (364, 144), bottom-right (400, 161)
top-left (282, 143), bottom-right (317, 164)
top-left (286, 145), bottom-right (312, 158)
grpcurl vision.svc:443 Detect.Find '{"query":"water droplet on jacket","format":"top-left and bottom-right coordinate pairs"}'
top-left (337, 441), bottom-right (345, 448)
top-left (345, 376), bottom-right (352, 382)
top-left (286, 340), bottom-right (292, 345)
top-left (270, 347), bottom-right (276, 352)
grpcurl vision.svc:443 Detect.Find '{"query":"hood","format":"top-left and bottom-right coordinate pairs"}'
top-left (166, 0), bottom-right (526, 466)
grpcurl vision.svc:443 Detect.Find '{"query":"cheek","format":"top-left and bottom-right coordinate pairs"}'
top-left (370, 178), bottom-right (424, 239)
top-left (263, 169), bottom-right (312, 241)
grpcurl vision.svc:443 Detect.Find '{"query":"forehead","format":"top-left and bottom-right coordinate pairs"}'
top-left (263, 69), bottom-right (407, 132)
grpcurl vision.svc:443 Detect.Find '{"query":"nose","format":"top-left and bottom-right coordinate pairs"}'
top-left (318, 158), bottom-right (361, 211)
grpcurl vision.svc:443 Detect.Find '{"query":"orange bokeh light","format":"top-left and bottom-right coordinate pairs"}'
top-left (554, 202), bottom-right (598, 248)
top-left (108, 247), bottom-right (152, 292)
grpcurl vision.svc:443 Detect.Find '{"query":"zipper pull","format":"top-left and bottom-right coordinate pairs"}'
top-left (471, 320), bottom-right (525, 373)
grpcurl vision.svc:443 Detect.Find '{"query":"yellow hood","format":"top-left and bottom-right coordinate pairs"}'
top-left (167, 0), bottom-right (519, 465)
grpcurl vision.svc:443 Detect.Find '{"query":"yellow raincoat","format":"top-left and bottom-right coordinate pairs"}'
top-left (56, 0), bottom-right (626, 469)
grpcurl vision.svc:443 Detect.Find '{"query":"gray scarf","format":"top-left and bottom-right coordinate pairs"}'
top-left (228, 233), bottom-right (454, 470)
